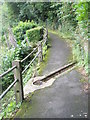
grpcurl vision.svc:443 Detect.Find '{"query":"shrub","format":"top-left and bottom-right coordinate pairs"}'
top-left (0, 48), bottom-right (15, 91)
top-left (13, 20), bottom-right (38, 43)
top-left (0, 45), bottom-right (34, 91)
top-left (26, 26), bottom-right (43, 42)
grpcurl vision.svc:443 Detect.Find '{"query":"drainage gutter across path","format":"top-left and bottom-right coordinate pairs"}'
top-left (15, 32), bottom-right (88, 118)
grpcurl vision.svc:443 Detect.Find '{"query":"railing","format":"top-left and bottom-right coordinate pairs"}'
top-left (0, 28), bottom-right (48, 104)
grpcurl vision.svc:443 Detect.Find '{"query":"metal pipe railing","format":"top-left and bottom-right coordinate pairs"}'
top-left (21, 47), bottom-right (38, 63)
top-left (0, 79), bottom-right (18, 100)
top-left (22, 51), bottom-right (40, 74)
top-left (0, 65), bottom-right (17, 79)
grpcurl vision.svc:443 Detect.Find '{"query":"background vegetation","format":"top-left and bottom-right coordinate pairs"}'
top-left (0, 1), bottom-right (88, 73)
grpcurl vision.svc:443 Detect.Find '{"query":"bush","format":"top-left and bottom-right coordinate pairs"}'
top-left (0, 45), bottom-right (34, 91)
top-left (0, 48), bottom-right (15, 91)
top-left (13, 20), bottom-right (38, 43)
top-left (1, 21), bottom-right (45, 91)
top-left (26, 26), bottom-right (43, 42)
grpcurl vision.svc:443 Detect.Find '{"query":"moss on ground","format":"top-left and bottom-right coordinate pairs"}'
top-left (12, 93), bottom-right (34, 119)
top-left (38, 35), bottom-right (51, 75)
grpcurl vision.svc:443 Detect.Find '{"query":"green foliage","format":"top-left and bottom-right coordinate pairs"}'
top-left (73, 42), bottom-right (88, 74)
top-left (1, 23), bottom-right (44, 91)
top-left (5, 2), bottom-right (51, 25)
top-left (1, 19), bottom-right (44, 91)
top-left (75, 2), bottom-right (88, 23)
top-left (26, 27), bottom-right (43, 42)
top-left (0, 45), bottom-right (33, 91)
top-left (38, 44), bottom-right (50, 75)
top-left (13, 20), bottom-right (38, 44)
top-left (3, 101), bottom-right (16, 118)
top-left (0, 48), bottom-right (15, 91)
top-left (1, 3), bottom-right (9, 31)
top-left (23, 61), bottom-right (38, 85)
top-left (36, 2), bottom-right (51, 22)
top-left (72, 2), bottom-right (88, 74)
top-left (5, 2), bottom-right (20, 26)
top-left (1, 94), bottom-right (21, 119)
top-left (74, 2), bottom-right (88, 39)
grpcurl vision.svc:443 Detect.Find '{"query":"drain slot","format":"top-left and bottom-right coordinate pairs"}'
top-left (33, 80), bottom-right (43, 85)
top-left (33, 61), bottom-right (77, 85)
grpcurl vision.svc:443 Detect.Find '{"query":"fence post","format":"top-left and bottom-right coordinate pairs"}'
top-left (46, 29), bottom-right (48, 39)
top-left (38, 41), bottom-right (43, 64)
top-left (12, 60), bottom-right (24, 104)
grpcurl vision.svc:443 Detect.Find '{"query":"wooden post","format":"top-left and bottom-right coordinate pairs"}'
top-left (12, 60), bottom-right (24, 104)
top-left (46, 29), bottom-right (48, 39)
top-left (45, 29), bottom-right (48, 47)
top-left (38, 41), bottom-right (43, 64)
top-left (4, 33), bottom-right (11, 49)
top-left (8, 27), bottom-right (17, 48)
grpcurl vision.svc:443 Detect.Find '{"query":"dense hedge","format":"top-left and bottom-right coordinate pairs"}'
top-left (26, 26), bottom-right (44, 42)
top-left (13, 20), bottom-right (38, 43)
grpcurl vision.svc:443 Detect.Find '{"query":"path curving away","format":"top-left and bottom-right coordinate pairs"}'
top-left (15, 32), bottom-right (88, 118)
top-left (42, 32), bottom-right (71, 75)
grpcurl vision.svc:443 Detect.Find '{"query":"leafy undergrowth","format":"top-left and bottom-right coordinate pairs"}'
top-left (0, 89), bottom-right (21, 119)
top-left (12, 93), bottom-right (34, 118)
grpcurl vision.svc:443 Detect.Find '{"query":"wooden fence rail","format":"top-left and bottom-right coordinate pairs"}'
top-left (0, 28), bottom-right (48, 104)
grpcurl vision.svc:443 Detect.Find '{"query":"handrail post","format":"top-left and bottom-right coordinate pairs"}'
top-left (46, 29), bottom-right (48, 46)
top-left (38, 41), bottom-right (43, 64)
top-left (46, 29), bottom-right (48, 39)
top-left (12, 60), bottom-right (24, 104)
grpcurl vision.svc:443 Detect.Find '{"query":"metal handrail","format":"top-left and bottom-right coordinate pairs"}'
top-left (42, 38), bottom-right (47, 47)
top-left (22, 51), bottom-right (40, 74)
top-left (0, 79), bottom-right (18, 100)
top-left (0, 65), bottom-right (17, 79)
top-left (21, 46), bottom-right (38, 63)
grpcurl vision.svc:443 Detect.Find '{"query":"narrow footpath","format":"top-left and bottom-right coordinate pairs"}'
top-left (15, 32), bottom-right (88, 118)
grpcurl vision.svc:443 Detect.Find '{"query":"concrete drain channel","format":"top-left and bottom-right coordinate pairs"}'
top-left (24, 61), bottom-right (77, 97)
top-left (33, 61), bottom-right (77, 85)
